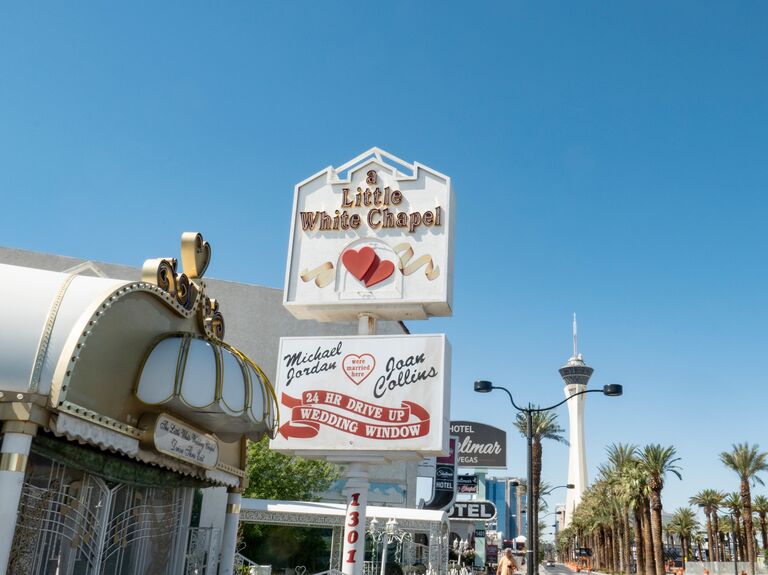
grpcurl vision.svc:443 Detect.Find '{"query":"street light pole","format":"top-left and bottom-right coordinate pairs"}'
top-left (541, 485), bottom-right (572, 545)
top-left (527, 410), bottom-right (534, 575)
top-left (380, 518), bottom-right (397, 575)
top-left (731, 513), bottom-right (739, 575)
top-left (474, 381), bottom-right (623, 575)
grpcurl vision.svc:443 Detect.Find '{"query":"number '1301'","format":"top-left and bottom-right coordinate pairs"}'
top-left (345, 492), bottom-right (361, 564)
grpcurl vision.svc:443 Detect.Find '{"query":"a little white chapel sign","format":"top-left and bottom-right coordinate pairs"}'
top-left (283, 148), bottom-right (453, 322)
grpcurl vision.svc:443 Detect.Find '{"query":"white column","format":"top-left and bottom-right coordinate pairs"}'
top-left (563, 385), bottom-right (587, 526)
top-left (330, 526), bottom-right (343, 571)
top-left (428, 522), bottom-right (441, 575)
top-left (218, 490), bottom-right (242, 575)
top-left (341, 463), bottom-right (369, 575)
top-left (337, 314), bottom-right (376, 575)
top-left (0, 425), bottom-right (35, 575)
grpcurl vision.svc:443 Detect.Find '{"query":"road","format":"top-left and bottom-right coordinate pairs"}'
top-left (540, 564), bottom-right (576, 575)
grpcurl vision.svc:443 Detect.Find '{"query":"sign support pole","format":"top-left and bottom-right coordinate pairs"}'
top-left (358, 313), bottom-right (377, 336)
top-left (474, 469), bottom-right (487, 569)
top-left (337, 314), bottom-right (380, 575)
top-left (340, 463), bottom-right (369, 575)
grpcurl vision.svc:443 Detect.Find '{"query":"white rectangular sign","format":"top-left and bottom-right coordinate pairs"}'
top-left (417, 457), bottom-right (437, 478)
top-left (283, 148), bottom-right (453, 322)
top-left (270, 334), bottom-right (450, 457)
top-left (152, 413), bottom-right (219, 469)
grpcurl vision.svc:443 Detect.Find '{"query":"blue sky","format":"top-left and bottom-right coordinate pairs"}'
top-left (2, 2), bottom-right (768, 523)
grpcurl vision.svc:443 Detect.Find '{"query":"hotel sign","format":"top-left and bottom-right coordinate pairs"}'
top-left (423, 436), bottom-right (458, 511)
top-left (270, 334), bottom-right (450, 457)
top-left (448, 500), bottom-right (497, 521)
top-left (450, 421), bottom-right (507, 469)
top-left (283, 148), bottom-right (453, 322)
top-left (457, 474), bottom-right (479, 494)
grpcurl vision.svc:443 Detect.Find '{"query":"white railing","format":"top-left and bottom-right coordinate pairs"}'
top-left (685, 563), bottom-right (768, 575)
top-left (232, 554), bottom-right (272, 575)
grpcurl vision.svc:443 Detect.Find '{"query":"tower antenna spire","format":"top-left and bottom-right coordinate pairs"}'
top-left (572, 312), bottom-right (578, 359)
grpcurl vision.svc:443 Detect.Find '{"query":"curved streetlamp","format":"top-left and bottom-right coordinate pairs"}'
top-left (473, 380), bottom-right (623, 575)
top-left (541, 484), bottom-right (575, 496)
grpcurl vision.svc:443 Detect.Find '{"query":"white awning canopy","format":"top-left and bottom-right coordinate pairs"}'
top-left (0, 262), bottom-right (126, 396)
top-left (0, 261), bottom-right (277, 446)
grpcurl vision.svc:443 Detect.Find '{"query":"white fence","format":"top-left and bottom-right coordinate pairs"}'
top-left (684, 562), bottom-right (768, 575)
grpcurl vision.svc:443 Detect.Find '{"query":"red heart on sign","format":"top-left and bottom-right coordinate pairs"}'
top-left (342, 353), bottom-right (376, 385)
top-left (342, 246), bottom-right (395, 288)
top-left (342, 247), bottom-right (377, 281)
top-left (364, 259), bottom-right (394, 287)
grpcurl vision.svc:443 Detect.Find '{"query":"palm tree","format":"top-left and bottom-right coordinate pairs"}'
top-left (514, 411), bottom-right (568, 523)
top-left (723, 492), bottom-right (745, 562)
top-left (753, 495), bottom-right (768, 565)
top-left (618, 458), bottom-right (654, 575)
top-left (639, 444), bottom-right (682, 575)
top-left (719, 514), bottom-right (736, 561)
top-left (665, 523), bottom-right (676, 548)
top-left (690, 489), bottom-right (724, 561)
top-left (720, 443), bottom-right (768, 575)
top-left (606, 443), bottom-right (638, 575)
top-left (576, 480), bottom-right (616, 572)
top-left (693, 531), bottom-right (705, 562)
top-left (670, 507), bottom-right (699, 564)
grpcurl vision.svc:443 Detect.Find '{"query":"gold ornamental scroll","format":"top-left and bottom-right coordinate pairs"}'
top-left (300, 262), bottom-right (334, 288)
top-left (394, 243), bottom-right (440, 280)
top-left (180, 231), bottom-right (211, 279)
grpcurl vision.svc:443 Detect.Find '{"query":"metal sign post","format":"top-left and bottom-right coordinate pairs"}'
top-left (340, 464), bottom-right (369, 575)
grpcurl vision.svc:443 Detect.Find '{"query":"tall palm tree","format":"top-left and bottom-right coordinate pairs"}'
top-left (606, 443), bottom-right (638, 575)
top-left (719, 514), bottom-right (736, 561)
top-left (690, 489), bottom-right (724, 561)
top-left (515, 410), bottom-right (568, 523)
top-left (723, 492), bottom-right (745, 562)
top-left (693, 531), bottom-right (705, 562)
top-left (720, 443), bottom-right (768, 575)
top-left (753, 495), bottom-right (768, 565)
top-left (619, 459), bottom-right (654, 575)
top-left (639, 444), bottom-right (682, 575)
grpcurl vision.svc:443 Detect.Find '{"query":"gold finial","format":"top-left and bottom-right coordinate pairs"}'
top-left (181, 232), bottom-right (211, 280)
top-left (141, 232), bottom-right (224, 340)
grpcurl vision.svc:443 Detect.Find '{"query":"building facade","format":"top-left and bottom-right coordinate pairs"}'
top-left (484, 477), bottom-right (526, 544)
top-left (0, 237), bottom-right (407, 575)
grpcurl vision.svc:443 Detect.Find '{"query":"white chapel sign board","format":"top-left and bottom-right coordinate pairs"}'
top-left (270, 334), bottom-right (450, 458)
top-left (283, 148), bottom-right (454, 322)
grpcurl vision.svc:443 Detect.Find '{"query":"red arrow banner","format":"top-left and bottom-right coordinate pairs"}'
top-left (279, 391), bottom-right (430, 441)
